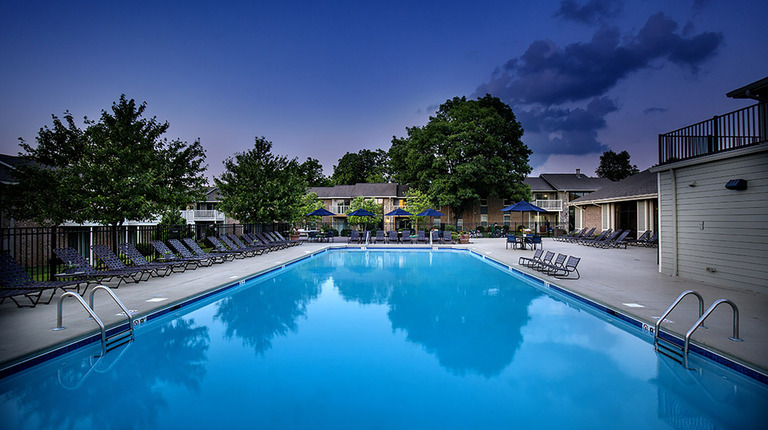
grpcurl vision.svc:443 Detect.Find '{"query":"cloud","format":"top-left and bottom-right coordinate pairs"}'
top-left (643, 107), bottom-right (667, 115)
top-left (554, 0), bottom-right (623, 25)
top-left (477, 13), bottom-right (723, 106)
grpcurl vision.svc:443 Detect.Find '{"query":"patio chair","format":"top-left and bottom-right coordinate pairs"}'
top-left (373, 231), bottom-right (386, 244)
top-left (430, 231), bottom-right (440, 243)
top-left (54, 247), bottom-right (146, 289)
top-left (0, 254), bottom-right (83, 307)
top-left (538, 253), bottom-right (567, 274)
top-left (401, 230), bottom-right (412, 244)
top-left (440, 230), bottom-right (453, 244)
top-left (567, 227), bottom-right (595, 243)
top-left (150, 241), bottom-right (207, 269)
top-left (245, 233), bottom-right (282, 251)
top-left (166, 239), bottom-right (217, 266)
top-left (225, 234), bottom-right (268, 256)
top-left (641, 232), bottom-right (658, 248)
top-left (254, 232), bottom-right (287, 250)
top-left (555, 227), bottom-right (586, 242)
top-left (416, 231), bottom-right (428, 243)
top-left (266, 231), bottom-right (298, 247)
top-left (182, 238), bottom-right (234, 262)
top-left (544, 256), bottom-right (581, 279)
top-left (626, 230), bottom-right (651, 246)
top-left (598, 230), bottom-right (630, 249)
top-left (118, 242), bottom-right (186, 275)
top-left (519, 250), bottom-right (554, 269)
top-left (273, 231), bottom-right (301, 246)
top-left (527, 235), bottom-right (542, 250)
top-left (506, 234), bottom-right (516, 249)
top-left (207, 236), bottom-right (248, 259)
top-left (387, 231), bottom-right (399, 243)
top-left (518, 249), bottom-right (543, 266)
top-left (578, 229), bottom-right (610, 246)
top-left (348, 230), bottom-right (360, 243)
top-left (585, 230), bottom-right (621, 247)
top-left (91, 245), bottom-right (154, 282)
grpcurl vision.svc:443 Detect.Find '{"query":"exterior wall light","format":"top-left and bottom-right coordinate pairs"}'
top-left (725, 179), bottom-right (748, 190)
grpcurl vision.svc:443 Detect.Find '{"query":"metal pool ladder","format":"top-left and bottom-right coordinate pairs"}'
top-left (54, 285), bottom-right (135, 357)
top-left (654, 290), bottom-right (742, 368)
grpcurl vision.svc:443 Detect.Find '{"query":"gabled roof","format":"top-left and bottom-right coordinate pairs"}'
top-left (309, 183), bottom-right (409, 199)
top-left (523, 176), bottom-right (555, 192)
top-left (726, 75), bottom-right (768, 101)
top-left (571, 170), bottom-right (657, 205)
top-left (0, 154), bottom-right (30, 185)
top-left (536, 173), bottom-right (611, 192)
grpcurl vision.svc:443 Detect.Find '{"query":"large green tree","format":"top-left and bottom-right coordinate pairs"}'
top-left (299, 157), bottom-right (332, 187)
top-left (215, 137), bottom-right (307, 224)
top-left (9, 95), bottom-right (207, 226)
top-left (331, 149), bottom-right (389, 185)
top-left (389, 94), bottom-right (532, 216)
top-left (595, 150), bottom-right (639, 181)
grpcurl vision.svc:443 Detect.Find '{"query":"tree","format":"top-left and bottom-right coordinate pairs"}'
top-left (595, 150), bottom-right (639, 181)
top-left (331, 149), bottom-right (389, 185)
top-left (389, 94), bottom-right (532, 216)
top-left (403, 189), bottom-right (433, 231)
top-left (299, 158), bottom-right (332, 187)
top-left (215, 137), bottom-right (307, 224)
top-left (347, 196), bottom-right (382, 230)
top-left (8, 95), bottom-right (207, 227)
top-left (292, 192), bottom-right (325, 228)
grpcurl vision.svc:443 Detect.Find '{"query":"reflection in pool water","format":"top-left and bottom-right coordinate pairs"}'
top-left (1, 249), bottom-right (766, 429)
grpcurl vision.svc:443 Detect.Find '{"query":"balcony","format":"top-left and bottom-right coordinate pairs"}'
top-left (658, 102), bottom-right (767, 164)
top-left (180, 209), bottom-right (226, 224)
top-left (534, 199), bottom-right (562, 211)
top-left (335, 205), bottom-right (350, 215)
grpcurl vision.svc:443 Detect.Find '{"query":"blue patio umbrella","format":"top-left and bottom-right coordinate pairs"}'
top-left (385, 208), bottom-right (413, 216)
top-left (416, 208), bottom-right (445, 217)
top-left (347, 208), bottom-right (376, 217)
top-left (306, 208), bottom-right (335, 217)
top-left (501, 201), bottom-right (547, 232)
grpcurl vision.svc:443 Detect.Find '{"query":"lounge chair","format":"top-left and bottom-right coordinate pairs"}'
top-left (641, 232), bottom-right (658, 248)
top-left (416, 231), bottom-right (428, 243)
top-left (54, 247), bottom-right (146, 289)
top-left (118, 243), bottom-right (185, 274)
top-left (538, 253), bottom-right (567, 274)
top-left (626, 230), bottom-right (651, 246)
top-left (273, 231), bottom-right (301, 246)
top-left (166, 239), bottom-right (217, 266)
top-left (543, 256), bottom-right (581, 279)
top-left (567, 227), bottom-right (595, 243)
top-left (598, 230), bottom-right (630, 249)
top-left (0, 254), bottom-right (83, 307)
top-left (440, 231), bottom-right (453, 244)
top-left (266, 231), bottom-right (298, 247)
top-left (586, 230), bottom-right (621, 247)
top-left (245, 233), bottom-right (282, 251)
top-left (370, 230), bottom-right (385, 244)
top-left (430, 231), bottom-right (440, 243)
top-left (207, 236), bottom-right (248, 259)
top-left (387, 231), bottom-right (399, 243)
top-left (348, 230), bottom-right (360, 243)
top-left (555, 228), bottom-right (586, 242)
top-left (91, 245), bottom-right (155, 282)
top-left (254, 232), bottom-right (287, 250)
top-left (150, 241), bottom-right (207, 269)
top-left (182, 238), bottom-right (234, 262)
top-left (400, 230), bottom-right (412, 244)
top-left (520, 250), bottom-right (554, 269)
top-left (518, 249), bottom-right (543, 266)
top-left (225, 234), bottom-right (268, 256)
top-left (578, 229), bottom-right (610, 246)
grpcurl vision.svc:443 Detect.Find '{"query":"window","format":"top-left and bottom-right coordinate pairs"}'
top-left (481, 214), bottom-right (488, 227)
top-left (480, 199), bottom-right (488, 215)
top-left (503, 214), bottom-right (510, 226)
top-left (457, 218), bottom-right (463, 229)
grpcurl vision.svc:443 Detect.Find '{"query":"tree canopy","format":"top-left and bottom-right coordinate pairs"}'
top-left (389, 94), bottom-right (532, 216)
top-left (331, 149), bottom-right (389, 185)
top-left (8, 95), bottom-right (207, 226)
top-left (595, 150), bottom-right (639, 181)
top-left (347, 196), bottom-right (382, 229)
top-left (299, 157), bottom-right (332, 187)
top-left (215, 137), bottom-right (307, 224)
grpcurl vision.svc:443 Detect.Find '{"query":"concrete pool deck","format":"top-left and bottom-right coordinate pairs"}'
top-left (1, 238), bottom-right (766, 377)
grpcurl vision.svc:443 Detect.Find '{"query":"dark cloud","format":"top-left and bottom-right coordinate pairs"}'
top-left (518, 97), bottom-right (616, 157)
top-left (693, 0), bottom-right (712, 11)
top-left (477, 13), bottom-right (722, 105)
top-left (643, 107), bottom-right (668, 114)
top-left (554, 0), bottom-right (623, 25)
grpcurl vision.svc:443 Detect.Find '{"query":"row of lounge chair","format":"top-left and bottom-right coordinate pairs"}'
top-left (0, 231), bottom-right (299, 308)
top-left (554, 228), bottom-right (657, 249)
top-left (518, 250), bottom-right (581, 279)
top-left (349, 230), bottom-right (454, 244)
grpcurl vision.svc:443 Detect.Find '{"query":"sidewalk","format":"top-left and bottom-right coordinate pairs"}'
top-left (2, 238), bottom-right (766, 376)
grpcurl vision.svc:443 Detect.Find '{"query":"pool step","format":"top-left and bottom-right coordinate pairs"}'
top-left (655, 336), bottom-right (684, 364)
top-left (105, 327), bottom-right (134, 354)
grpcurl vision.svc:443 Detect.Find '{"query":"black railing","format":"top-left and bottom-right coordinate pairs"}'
top-left (0, 223), bottom-right (286, 282)
top-left (658, 102), bottom-right (767, 164)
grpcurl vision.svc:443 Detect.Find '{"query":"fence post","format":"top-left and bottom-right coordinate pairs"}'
top-left (49, 225), bottom-right (57, 281)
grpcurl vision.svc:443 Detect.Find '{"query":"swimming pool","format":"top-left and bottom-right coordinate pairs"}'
top-left (1, 249), bottom-right (766, 429)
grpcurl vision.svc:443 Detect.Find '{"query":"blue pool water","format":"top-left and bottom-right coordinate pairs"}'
top-left (1, 249), bottom-right (766, 429)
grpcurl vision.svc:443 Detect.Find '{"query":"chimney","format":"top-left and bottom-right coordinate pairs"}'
top-left (576, 168), bottom-right (581, 176)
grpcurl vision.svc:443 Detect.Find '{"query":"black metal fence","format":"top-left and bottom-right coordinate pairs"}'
top-left (1, 223), bottom-right (287, 282)
top-left (658, 102), bottom-right (767, 164)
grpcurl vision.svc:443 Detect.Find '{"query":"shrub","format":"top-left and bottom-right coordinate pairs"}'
top-left (477, 226), bottom-right (486, 233)
top-left (340, 229), bottom-right (351, 237)
top-left (134, 242), bottom-right (154, 256)
top-left (445, 225), bottom-right (457, 232)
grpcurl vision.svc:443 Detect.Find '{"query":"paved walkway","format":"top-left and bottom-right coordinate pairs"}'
top-left (1, 238), bottom-right (766, 376)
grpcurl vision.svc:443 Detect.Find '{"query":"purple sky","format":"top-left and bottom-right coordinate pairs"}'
top-left (1, 0), bottom-right (765, 181)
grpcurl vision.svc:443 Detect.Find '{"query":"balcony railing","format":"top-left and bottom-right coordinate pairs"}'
top-left (658, 102), bottom-right (767, 164)
top-left (534, 199), bottom-right (563, 211)
top-left (335, 205), bottom-right (350, 214)
top-left (180, 209), bottom-right (226, 223)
